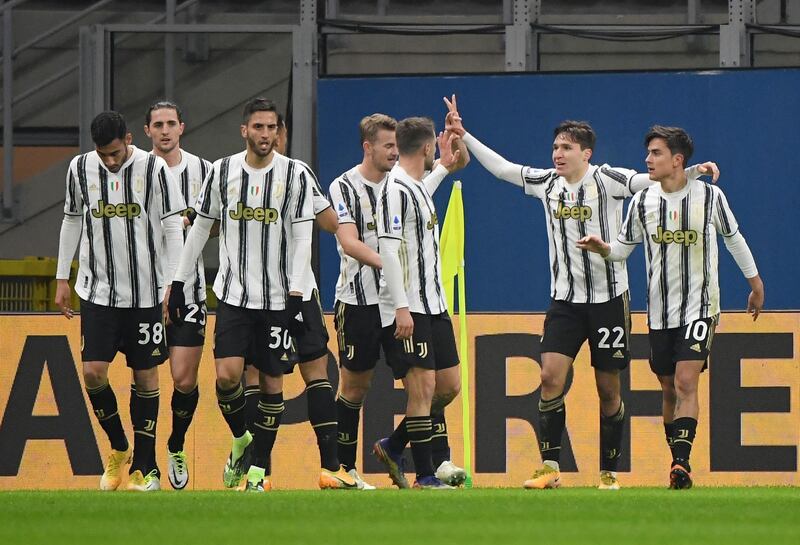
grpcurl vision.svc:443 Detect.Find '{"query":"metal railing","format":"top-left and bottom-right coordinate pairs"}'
top-left (0, 0), bottom-right (200, 222)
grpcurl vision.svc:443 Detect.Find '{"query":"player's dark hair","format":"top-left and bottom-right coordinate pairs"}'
top-left (645, 125), bottom-right (694, 166)
top-left (91, 111), bottom-right (128, 147)
top-left (396, 117), bottom-right (435, 155)
top-left (145, 100), bottom-right (183, 125)
top-left (360, 113), bottom-right (397, 146)
top-left (242, 97), bottom-right (277, 124)
top-left (553, 120), bottom-right (596, 151)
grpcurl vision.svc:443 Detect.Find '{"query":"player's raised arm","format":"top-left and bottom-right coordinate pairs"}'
top-left (627, 161), bottom-right (721, 194)
top-left (443, 94), bottom-right (528, 187)
top-left (423, 131), bottom-right (470, 196)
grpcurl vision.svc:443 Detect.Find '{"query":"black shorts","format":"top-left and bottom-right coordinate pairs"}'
top-left (334, 301), bottom-right (384, 372)
top-left (213, 301), bottom-right (295, 377)
top-left (540, 293), bottom-right (632, 371)
top-left (382, 312), bottom-right (460, 380)
top-left (79, 298), bottom-right (167, 370)
top-left (295, 290), bottom-right (329, 364)
top-left (167, 301), bottom-right (207, 348)
top-left (648, 315), bottom-right (718, 376)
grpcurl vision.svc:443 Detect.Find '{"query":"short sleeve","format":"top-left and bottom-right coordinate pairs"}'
top-left (599, 165), bottom-right (639, 198)
top-left (195, 163), bottom-right (221, 219)
top-left (292, 169), bottom-right (315, 224)
top-left (155, 159), bottom-right (186, 218)
top-left (618, 193), bottom-right (644, 244)
top-left (377, 180), bottom-right (406, 240)
top-left (328, 178), bottom-right (356, 225)
top-left (711, 186), bottom-right (740, 237)
top-left (521, 166), bottom-right (556, 199)
top-left (63, 158), bottom-right (83, 216)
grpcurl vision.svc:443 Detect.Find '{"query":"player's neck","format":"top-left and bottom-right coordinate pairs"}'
top-left (660, 170), bottom-right (688, 193)
top-left (358, 159), bottom-right (386, 183)
top-left (153, 146), bottom-right (182, 168)
top-left (397, 155), bottom-right (424, 182)
top-left (563, 164), bottom-right (590, 184)
top-left (245, 149), bottom-right (274, 170)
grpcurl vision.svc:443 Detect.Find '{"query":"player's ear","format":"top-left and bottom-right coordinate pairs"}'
top-left (240, 124), bottom-right (247, 139)
top-left (362, 139), bottom-right (371, 155)
top-left (124, 132), bottom-right (133, 145)
top-left (177, 122), bottom-right (185, 136)
top-left (143, 125), bottom-right (151, 138)
top-left (583, 147), bottom-right (592, 162)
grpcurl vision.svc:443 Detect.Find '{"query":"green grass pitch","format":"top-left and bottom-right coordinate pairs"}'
top-left (1, 488), bottom-right (798, 545)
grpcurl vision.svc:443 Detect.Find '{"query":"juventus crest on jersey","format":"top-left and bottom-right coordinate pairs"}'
top-left (168, 149), bottom-right (212, 305)
top-left (618, 179), bottom-right (738, 330)
top-left (194, 151), bottom-right (314, 310)
top-left (329, 166), bottom-right (384, 306)
top-left (377, 164), bottom-right (447, 326)
top-left (521, 163), bottom-right (644, 304)
top-left (63, 146), bottom-right (185, 308)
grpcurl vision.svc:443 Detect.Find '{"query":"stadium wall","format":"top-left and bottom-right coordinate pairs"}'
top-left (316, 68), bottom-right (800, 312)
top-left (1, 313), bottom-right (797, 489)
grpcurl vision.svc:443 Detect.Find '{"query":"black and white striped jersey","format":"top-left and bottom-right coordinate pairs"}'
top-left (168, 149), bottom-right (212, 304)
top-left (63, 146), bottom-right (185, 308)
top-left (329, 166), bottom-right (383, 306)
top-left (521, 163), bottom-right (643, 304)
top-left (617, 179), bottom-right (739, 330)
top-left (194, 151), bottom-right (314, 310)
top-left (377, 164), bottom-right (447, 324)
top-left (299, 161), bottom-right (333, 301)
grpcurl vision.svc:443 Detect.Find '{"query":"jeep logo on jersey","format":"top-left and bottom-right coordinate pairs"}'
top-left (229, 202), bottom-right (279, 223)
top-left (554, 204), bottom-right (592, 221)
top-left (426, 212), bottom-right (439, 230)
top-left (90, 200), bottom-right (141, 219)
top-left (651, 226), bottom-right (698, 245)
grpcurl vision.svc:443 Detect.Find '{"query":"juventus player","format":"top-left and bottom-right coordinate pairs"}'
top-left (239, 114), bottom-right (357, 490)
top-left (168, 97), bottom-right (355, 492)
top-left (144, 101), bottom-right (212, 490)
top-left (330, 114), bottom-right (468, 488)
top-left (55, 111), bottom-right (185, 491)
top-left (374, 117), bottom-right (464, 489)
top-left (444, 95), bottom-right (719, 490)
top-left (578, 125), bottom-right (763, 489)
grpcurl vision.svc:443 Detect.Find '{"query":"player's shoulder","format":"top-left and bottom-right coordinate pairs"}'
top-left (521, 165), bottom-right (557, 184)
top-left (597, 163), bottom-right (636, 184)
top-left (330, 165), bottom-right (360, 188)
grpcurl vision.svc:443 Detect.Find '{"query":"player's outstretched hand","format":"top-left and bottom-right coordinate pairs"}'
top-left (697, 161), bottom-right (720, 183)
top-left (54, 279), bottom-right (74, 319)
top-left (168, 281), bottom-right (186, 325)
top-left (443, 95), bottom-right (466, 136)
top-left (395, 307), bottom-right (414, 340)
top-left (576, 234), bottom-right (610, 257)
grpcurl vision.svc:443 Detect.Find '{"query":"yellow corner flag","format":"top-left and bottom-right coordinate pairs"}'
top-left (439, 181), bottom-right (472, 487)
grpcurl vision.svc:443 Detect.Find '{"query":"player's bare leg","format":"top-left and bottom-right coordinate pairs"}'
top-left (524, 352), bottom-right (571, 489)
top-left (669, 360), bottom-right (704, 489)
top-left (166, 345), bottom-right (202, 489)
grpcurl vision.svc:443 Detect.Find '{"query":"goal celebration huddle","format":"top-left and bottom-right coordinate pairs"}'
top-left (54, 94), bottom-right (763, 492)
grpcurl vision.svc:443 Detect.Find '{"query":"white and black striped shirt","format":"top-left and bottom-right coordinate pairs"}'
top-left (329, 166), bottom-right (383, 306)
top-left (520, 163), bottom-right (645, 304)
top-left (615, 179), bottom-right (741, 330)
top-left (63, 146), bottom-right (185, 307)
top-left (168, 149), bottom-right (212, 304)
top-left (300, 162), bottom-right (333, 301)
top-left (377, 164), bottom-right (447, 325)
top-left (194, 151), bottom-right (314, 310)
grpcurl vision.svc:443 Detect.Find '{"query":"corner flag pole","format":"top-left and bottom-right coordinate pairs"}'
top-left (440, 181), bottom-right (472, 487)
